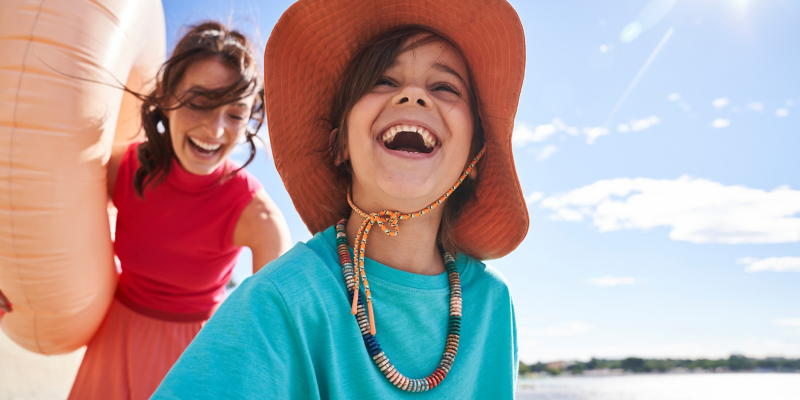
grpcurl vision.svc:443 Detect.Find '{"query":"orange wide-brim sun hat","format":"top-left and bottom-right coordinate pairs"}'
top-left (265, 0), bottom-right (529, 260)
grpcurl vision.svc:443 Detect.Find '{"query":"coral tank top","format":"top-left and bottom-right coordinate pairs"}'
top-left (113, 142), bottom-right (262, 321)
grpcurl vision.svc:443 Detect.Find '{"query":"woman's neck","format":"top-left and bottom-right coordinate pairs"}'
top-left (345, 207), bottom-right (445, 276)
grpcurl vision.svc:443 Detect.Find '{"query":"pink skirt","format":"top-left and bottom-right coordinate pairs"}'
top-left (67, 298), bottom-right (203, 400)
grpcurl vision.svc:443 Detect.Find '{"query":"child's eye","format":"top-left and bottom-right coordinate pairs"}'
top-left (433, 83), bottom-right (460, 96)
top-left (229, 114), bottom-right (245, 121)
top-left (187, 103), bottom-right (202, 110)
top-left (375, 77), bottom-right (395, 87)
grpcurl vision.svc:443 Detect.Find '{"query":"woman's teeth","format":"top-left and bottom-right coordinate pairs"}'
top-left (189, 136), bottom-right (222, 152)
top-left (382, 125), bottom-right (436, 149)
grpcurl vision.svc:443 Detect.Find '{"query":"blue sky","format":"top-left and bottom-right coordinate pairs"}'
top-left (164, 0), bottom-right (800, 363)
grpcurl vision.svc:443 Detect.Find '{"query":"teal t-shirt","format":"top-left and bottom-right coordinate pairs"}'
top-left (152, 226), bottom-right (518, 399)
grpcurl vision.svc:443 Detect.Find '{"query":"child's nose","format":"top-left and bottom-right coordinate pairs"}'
top-left (398, 97), bottom-right (427, 107)
top-left (393, 85), bottom-right (433, 110)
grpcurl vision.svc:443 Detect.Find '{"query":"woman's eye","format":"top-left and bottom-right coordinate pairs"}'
top-left (187, 103), bottom-right (201, 110)
top-left (229, 114), bottom-right (245, 121)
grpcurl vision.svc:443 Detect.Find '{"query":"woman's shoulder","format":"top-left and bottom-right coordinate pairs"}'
top-left (223, 160), bottom-right (263, 194)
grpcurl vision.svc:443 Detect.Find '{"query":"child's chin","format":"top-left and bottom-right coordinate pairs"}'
top-left (378, 182), bottom-right (440, 205)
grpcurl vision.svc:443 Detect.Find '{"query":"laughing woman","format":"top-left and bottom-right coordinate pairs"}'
top-left (153, 0), bottom-right (528, 398)
top-left (67, 22), bottom-right (292, 400)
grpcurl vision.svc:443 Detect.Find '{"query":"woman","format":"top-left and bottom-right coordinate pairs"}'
top-left (68, 21), bottom-right (291, 400)
top-left (154, 0), bottom-right (528, 398)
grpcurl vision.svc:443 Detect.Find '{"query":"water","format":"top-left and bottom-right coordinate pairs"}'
top-left (516, 373), bottom-right (800, 400)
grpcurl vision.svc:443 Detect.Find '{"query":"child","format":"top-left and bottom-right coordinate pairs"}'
top-left (153, 0), bottom-right (528, 398)
top-left (68, 22), bottom-right (291, 400)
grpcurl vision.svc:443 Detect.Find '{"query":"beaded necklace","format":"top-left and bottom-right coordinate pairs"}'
top-left (337, 144), bottom-right (486, 392)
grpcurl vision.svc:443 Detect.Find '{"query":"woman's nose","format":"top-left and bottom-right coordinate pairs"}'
top-left (207, 110), bottom-right (226, 137)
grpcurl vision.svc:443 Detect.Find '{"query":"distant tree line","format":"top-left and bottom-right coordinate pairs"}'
top-left (519, 355), bottom-right (800, 375)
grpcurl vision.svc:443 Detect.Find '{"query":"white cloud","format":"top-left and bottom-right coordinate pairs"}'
top-left (735, 257), bottom-right (760, 265)
top-left (776, 108), bottom-right (789, 117)
top-left (667, 93), bottom-right (680, 101)
top-left (537, 176), bottom-right (800, 244)
top-left (513, 119), bottom-right (579, 147)
top-left (712, 118), bottom-right (731, 128)
top-left (713, 97), bottom-right (729, 109)
top-left (629, 116), bottom-right (660, 131)
top-left (513, 122), bottom-right (555, 146)
top-left (535, 145), bottom-right (559, 161)
top-left (585, 276), bottom-right (637, 287)
top-left (526, 191), bottom-right (544, 205)
top-left (552, 118), bottom-right (580, 136)
top-left (524, 321), bottom-right (593, 337)
top-left (774, 318), bottom-right (800, 327)
top-left (599, 44), bottom-right (609, 53)
top-left (583, 126), bottom-right (609, 145)
top-left (516, 117), bottom-right (656, 146)
top-left (614, 116), bottom-right (660, 134)
top-left (512, 123), bottom-right (539, 146)
top-left (773, 318), bottom-right (800, 335)
top-left (746, 102), bottom-right (763, 112)
top-left (739, 257), bottom-right (800, 272)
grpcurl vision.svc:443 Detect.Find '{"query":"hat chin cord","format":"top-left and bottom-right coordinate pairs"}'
top-left (345, 144), bottom-right (486, 335)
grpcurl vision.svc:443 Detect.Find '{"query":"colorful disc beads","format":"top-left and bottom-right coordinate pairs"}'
top-left (336, 220), bottom-right (462, 392)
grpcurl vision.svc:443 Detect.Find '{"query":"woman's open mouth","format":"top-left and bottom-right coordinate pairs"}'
top-left (380, 124), bottom-right (437, 154)
top-left (187, 136), bottom-right (223, 157)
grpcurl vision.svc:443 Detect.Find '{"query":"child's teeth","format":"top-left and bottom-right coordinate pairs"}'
top-left (420, 129), bottom-right (435, 148)
top-left (382, 124), bottom-right (436, 148)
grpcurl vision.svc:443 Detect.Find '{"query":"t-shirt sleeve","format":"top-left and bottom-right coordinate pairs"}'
top-left (151, 274), bottom-right (310, 399)
top-left (511, 294), bottom-right (519, 385)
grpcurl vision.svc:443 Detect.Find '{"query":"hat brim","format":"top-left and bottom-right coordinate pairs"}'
top-left (265, 0), bottom-right (529, 260)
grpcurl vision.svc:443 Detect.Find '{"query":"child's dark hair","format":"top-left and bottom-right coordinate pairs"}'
top-left (133, 21), bottom-right (264, 197)
top-left (327, 26), bottom-right (485, 256)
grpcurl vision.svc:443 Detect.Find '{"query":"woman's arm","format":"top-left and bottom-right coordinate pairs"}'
top-left (233, 189), bottom-right (292, 273)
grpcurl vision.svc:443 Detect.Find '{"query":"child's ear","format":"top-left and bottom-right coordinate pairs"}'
top-left (468, 166), bottom-right (478, 180)
top-left (329, 128), bottom-right (350, 166)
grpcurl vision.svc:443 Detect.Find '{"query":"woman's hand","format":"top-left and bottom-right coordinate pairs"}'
top-left (233, 189), bottom-right (292, 273)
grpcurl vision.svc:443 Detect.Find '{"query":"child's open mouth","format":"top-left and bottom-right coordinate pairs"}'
top-left (381, 124), bottom-right (437, 154)
top-left (187, 136), bottom-right (223, 157)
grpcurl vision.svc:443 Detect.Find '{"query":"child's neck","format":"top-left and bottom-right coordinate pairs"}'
top-left (345, 208), bottom-right (446, 276)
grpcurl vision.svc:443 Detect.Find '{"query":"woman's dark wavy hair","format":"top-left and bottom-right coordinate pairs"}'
top-left (327, 27), bottom-right (485, 256)
top-left (133, 21), bottom-right (264, 197)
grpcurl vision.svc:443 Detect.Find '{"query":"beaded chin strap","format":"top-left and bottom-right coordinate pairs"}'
top-left (338, 144), bottom-right (486, 392)
top-left (346, 144), bottom-right (486, 335)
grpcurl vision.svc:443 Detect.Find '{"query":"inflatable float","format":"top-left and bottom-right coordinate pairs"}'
top-left (0, 0), bottom-right (165, 354)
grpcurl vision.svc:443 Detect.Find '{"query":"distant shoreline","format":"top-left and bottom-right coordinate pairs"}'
top-left (519, 355), bottom-right (800, 376)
